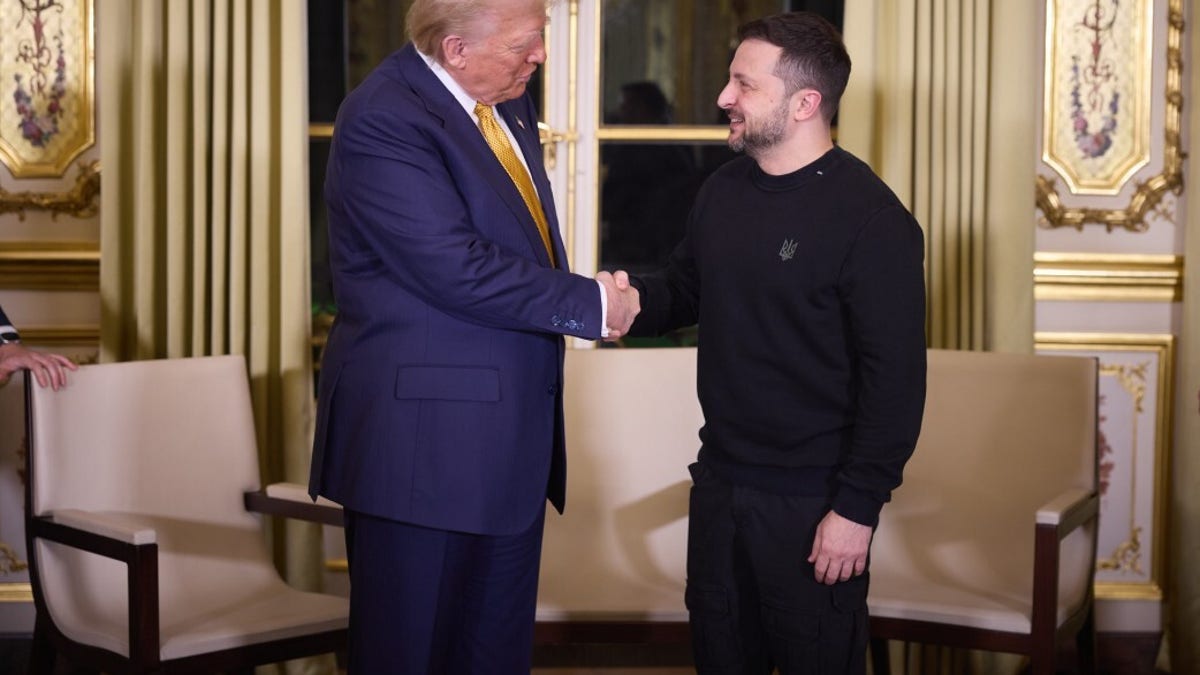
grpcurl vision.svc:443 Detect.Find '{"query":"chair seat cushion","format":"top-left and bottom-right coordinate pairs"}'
top-left (161, 588), bottom-right (349, 660)
top-left (38, 513), bottom-right (348, 660)
top-left (868, 571), bottom-right (1032, 633)
top-left (868, 568), bottom-right (1078, 635)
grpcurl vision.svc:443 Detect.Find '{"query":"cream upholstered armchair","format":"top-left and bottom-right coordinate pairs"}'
top-left (23, 355), bottom-right (347, 674)
top-left (868, 349), bottom-right (1099, 674)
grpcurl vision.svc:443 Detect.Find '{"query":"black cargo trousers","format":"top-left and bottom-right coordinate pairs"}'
top-left (685, 461), bottom-right (870, 675)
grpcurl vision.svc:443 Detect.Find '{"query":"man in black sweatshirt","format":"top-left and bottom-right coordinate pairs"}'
top-left (613, 11), bottom-right (926, 674)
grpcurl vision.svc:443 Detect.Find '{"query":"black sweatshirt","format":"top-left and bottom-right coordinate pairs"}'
top-left (629, 146), bottom-right (927, 527)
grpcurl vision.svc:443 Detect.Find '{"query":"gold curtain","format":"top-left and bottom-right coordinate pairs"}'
top-left (839, 0), bottom-right (1034, 354)
top-left (1170, 16), bottom-right (1200, 671)
top-left (97, 2), bottom-right (328, 673)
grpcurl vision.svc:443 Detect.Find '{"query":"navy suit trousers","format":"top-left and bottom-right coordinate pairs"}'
top-left (344, 507), bottom-right (547, 674)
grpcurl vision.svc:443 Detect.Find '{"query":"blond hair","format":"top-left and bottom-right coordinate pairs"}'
top-left (407, 0), bottom-right (552, 62)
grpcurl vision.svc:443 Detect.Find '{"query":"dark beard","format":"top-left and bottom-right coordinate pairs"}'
top-left (728, 100), bottom-right (790, 156)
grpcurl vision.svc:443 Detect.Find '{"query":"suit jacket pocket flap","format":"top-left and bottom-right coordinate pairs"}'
top-left (394, 365), bottom-right (500, 402)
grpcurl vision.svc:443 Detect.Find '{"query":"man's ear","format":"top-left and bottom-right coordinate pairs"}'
top-left (442, 35), bottom-right (468, 69)
top-left (794, 89), bottom-right (823, 121)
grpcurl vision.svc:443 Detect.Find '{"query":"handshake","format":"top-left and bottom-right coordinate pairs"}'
top-left (596, 270), bottom-right (640, 341)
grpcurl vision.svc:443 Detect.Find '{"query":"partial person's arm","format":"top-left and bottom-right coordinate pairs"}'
top-left (0, 323), bottom-right (77, 390)
top-left (624, 215), bottom-right (703, 337)
top-left (810, 204), bottom-right (926, 584)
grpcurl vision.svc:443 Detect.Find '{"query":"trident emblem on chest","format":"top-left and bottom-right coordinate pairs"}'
top-left (779, 239), bottom-right (798, 261)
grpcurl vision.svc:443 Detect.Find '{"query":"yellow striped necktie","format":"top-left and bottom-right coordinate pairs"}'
top-left (474, 102), bottom-right (555, 265)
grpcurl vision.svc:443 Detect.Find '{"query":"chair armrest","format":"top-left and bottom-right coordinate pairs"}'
top-left (27, 512), bottom-right (162, 667)
top-left (1036, 487), bottom-right (1098, 535)
top-left (1030, 486), bottom-right (1099, 637)
top-left (53, 509), bottom-right (157, 545)
top-left (245, 482), bottom-right (344, 527)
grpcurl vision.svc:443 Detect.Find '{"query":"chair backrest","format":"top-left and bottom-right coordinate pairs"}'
top-left (870, 349), bottom-right (1098, 621)
top-left (539, 347), bottom-right (702, 618)
top-left (27, 355), bottom-right (282, 657)
top-left (29, 355), bottom-right (263, 523)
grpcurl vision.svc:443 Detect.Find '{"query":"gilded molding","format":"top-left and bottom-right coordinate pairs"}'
top-left (0, 583), bottom-right (32, 603)
top-left (1035, 332), bottom-right (1173, 601)
top-left (1033, 252), bottom-right (1182, 301)
top-left (308, 123), bottom-right (334, 139)
top-left (0, 159), bottom-right (100, 221)
top-left (596, 126), bottom-right (732, 142)
top-left (0, 241), bottom-right (99, 290)
top-left (18, 325), bottom-right (100, 348)
top-left (1036, 0), bottom-right (1184, 231)
top-left (0, 542), bottom-right (27, 575)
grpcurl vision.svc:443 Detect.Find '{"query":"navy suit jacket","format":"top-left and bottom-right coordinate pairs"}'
top-left (309, 44), bottom-right (601, 536)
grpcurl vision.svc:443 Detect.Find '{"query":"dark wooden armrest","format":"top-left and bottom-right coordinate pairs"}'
top-left (27, 515), bottom-right (160, 667)
top-left (1031, 488), bottom-right (1099, 643)
top-left (244, 483), bottom-right (344, 527)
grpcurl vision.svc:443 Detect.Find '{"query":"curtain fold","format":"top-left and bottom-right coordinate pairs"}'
top-left (98, 2), bottom-right (328, 673)
top-left (840, 0), bottom-right (1034, 354)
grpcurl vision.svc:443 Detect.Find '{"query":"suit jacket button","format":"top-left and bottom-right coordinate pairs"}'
top-left (547, 385), bottom-right (558, 395)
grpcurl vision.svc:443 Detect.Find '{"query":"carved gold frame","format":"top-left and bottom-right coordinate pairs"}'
top-left (0, 0), bottom-right (100, 214)
top-left (1037, 0), bottom-right (1183, 231)
top-left (1035, 332), bottom-right (1173, 601)
top-left (0, 0), bottom-right (95, 178)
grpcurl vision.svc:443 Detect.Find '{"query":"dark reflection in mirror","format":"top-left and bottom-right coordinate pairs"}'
top-left (599, 141), bottom-right (737, 275)
top-left (602, 0), bottom-right (788, 126)
top-left (602, 0), bottom-right (843, 127)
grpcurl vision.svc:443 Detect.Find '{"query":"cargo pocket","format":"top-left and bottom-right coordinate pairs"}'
top-left (822, 575), bottom-right (869, 674)
top-left (685, 582), bottom-right (741, 672)
top-left (762, 597), bottom-right (821, 675)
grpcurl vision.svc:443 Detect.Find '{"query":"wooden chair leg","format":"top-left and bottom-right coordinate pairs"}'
top-left (1030, 641), bottom-right (1056, 675)
top-left (869, 637), bottom-right (891, 675)
top-left (27, 617), bottom-right (55, 675)
top-left (1076, 606), bottom-right (1098, 675)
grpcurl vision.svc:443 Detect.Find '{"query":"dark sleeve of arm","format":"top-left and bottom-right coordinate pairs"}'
top-left (0, 306), bottom-right (10, 327)
top-left (831, 206), bottom-right (927, 527)
top-left (626, 214), bottom-right (702, 337)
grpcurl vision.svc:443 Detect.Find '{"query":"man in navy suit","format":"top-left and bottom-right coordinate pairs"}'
top-left (0, 305), bottom-right (76, 390)
top-left (308, 0), bottom-right (640, 672)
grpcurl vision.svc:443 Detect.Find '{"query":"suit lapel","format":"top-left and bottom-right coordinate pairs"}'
top-left (395, 46), bottom-right (556, 269)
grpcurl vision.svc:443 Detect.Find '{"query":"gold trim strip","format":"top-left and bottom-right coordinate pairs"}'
top-left (309, 123), bottom-right (334, 139)
top-left (566, 0), bottom-right (579, 264)
top-left (1034, 253), bottom-right (1182, 301)
top-left (18, 325), bottom-right (100, 347)
top-left (0, 583), bottom-right (32, 603)
top-left (0, 241), bottom-right (100, 290)
top-left (596, 126), bottom-right (731, 142)
top-left (1094, 581), bottom-right (1164, 601)
top-left (326, 557), bottom-right (348, 573)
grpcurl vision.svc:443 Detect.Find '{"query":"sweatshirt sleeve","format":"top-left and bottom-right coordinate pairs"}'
top-left (830, 204), bottom-right (927, 527)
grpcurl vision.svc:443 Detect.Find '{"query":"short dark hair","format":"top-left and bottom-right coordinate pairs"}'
top-left (737, 12), bottom-right (851, 122)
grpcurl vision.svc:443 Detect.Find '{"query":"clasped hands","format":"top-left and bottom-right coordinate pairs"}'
top-left (596, 270), bottom-right (639, 340)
